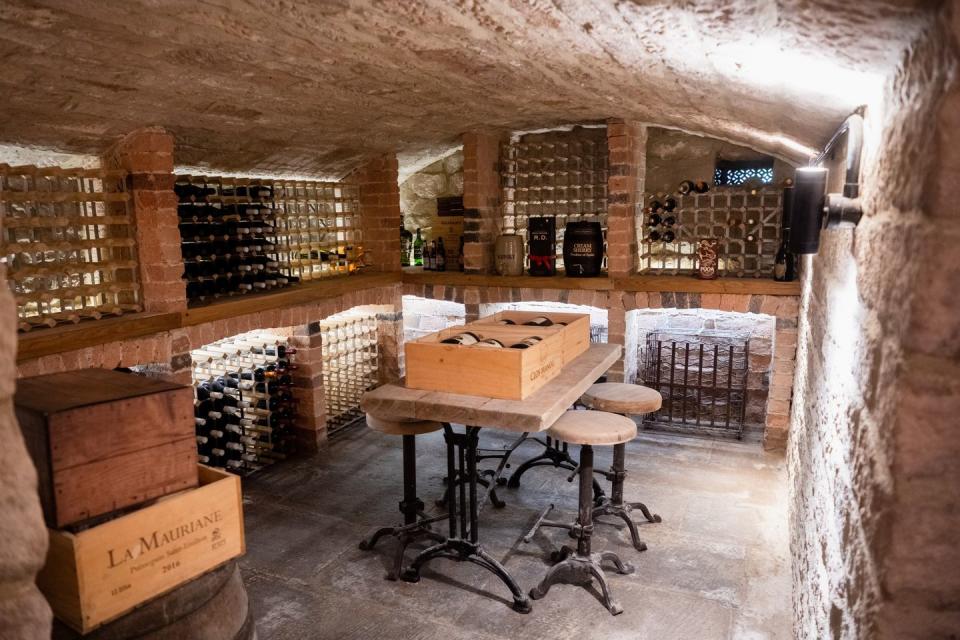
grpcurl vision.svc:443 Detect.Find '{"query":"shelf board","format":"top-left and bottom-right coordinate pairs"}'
top-left (402, 269), bottom-right (801, 296)
top-left (18, 311), bottom-right (181, 363)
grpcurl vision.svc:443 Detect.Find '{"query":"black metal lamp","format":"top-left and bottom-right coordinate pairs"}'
top-left (788, 113), bottom-right (866, 255)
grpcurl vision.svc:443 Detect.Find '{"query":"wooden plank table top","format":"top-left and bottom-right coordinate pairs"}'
top-left (361, 343), bottom-right (621, 432)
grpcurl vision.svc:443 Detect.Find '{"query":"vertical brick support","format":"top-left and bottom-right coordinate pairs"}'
top-left (606, 120), bottom-right (646, 277)
top-left (606, 291), bottom-right (628, 382)
top-left (104, 127), bottom-right (186, 314)
top-left (289, 322), bottom-right (327, 453)
top-left (462, 131), bottom-right (503, 274)
top-left (765, 296), bottom-right (800, 450)
top-left (353, 154), bottom-right (401, 273)
top-left (376, 311), bottom-right (403, 385)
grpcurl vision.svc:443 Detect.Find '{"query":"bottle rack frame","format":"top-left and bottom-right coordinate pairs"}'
top-left (500, 127), bottom-right (609, 271)
top-left (1, 164), bottom-right (143, 332)
top-left (191, 331), bottom-right (297, 475)
top-left (637, 186), bottom-right (784, 278)
top-left (318, 312), bottom-right (379, 435)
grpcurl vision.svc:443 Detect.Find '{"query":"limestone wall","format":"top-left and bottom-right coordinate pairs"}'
top-left (788, 8), bottom-right (959, 639)
top-left (399, 150), bottom-right (463, 239)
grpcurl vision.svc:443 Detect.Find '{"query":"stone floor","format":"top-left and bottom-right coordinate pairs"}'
top-left (240, 425), bottom-right (791, 640)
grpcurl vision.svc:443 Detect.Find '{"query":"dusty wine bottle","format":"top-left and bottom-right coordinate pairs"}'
top-left (509, 336), bottom-right (542, 349)
top-left (523, 316), bottom-right (553, 327)
top-left (475, 338), bottom-right (504, 348)
top-left (440, 332), bottom-right (480, 345)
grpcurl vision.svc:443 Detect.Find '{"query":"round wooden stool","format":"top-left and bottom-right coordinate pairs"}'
top-left (525, 410), bottom-right (637, 616)
top-left (358, 413), bottom-right (446, 580)
top-left (580, 383), bottom-right (663, 552)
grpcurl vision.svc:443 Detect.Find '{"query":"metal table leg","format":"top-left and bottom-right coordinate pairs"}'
top-left (402, 424), bottom-right (532, 613)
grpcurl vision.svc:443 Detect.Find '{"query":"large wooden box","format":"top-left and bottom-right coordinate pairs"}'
top-left (15, 368), bottom-right (198, 528)
top-left (404, 311), bottom-right (590, 400)
top-left (37, 465), bottom-right (245, 634)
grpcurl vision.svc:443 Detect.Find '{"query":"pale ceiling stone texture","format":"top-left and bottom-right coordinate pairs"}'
top-left (0, 0), bottom-right (935, 177)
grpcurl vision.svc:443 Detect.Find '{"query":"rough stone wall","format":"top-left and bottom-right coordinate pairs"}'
top-left (0, 289), bottom-right (51, 633)
top-left (644, 128), bottom-right (795, 195)
top-left (788, 9), bottom-right (958, 639)
top-left (399, 150), bottom-right (463, 237)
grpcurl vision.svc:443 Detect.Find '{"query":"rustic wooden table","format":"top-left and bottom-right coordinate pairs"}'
top-left (360, 343), bottom-right (621, 613)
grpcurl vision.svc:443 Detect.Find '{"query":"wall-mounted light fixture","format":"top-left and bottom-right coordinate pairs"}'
top-left (788, 112), bottom-right (865, 255)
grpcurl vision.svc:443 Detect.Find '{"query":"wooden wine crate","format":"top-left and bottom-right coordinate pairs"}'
top-left (36, 465), bottom-right (245, 634)
top-left (15, 368), bottom-right (198, 528)
top-left (404, 311), bottom-right (590, 400)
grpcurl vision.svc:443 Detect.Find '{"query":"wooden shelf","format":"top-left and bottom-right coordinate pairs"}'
top-left (402, 269), bottom-right (801, 296)
top-left (17, 271), bottom-right (398, 363)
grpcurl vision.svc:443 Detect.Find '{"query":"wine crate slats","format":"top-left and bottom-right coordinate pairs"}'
top-left (2, 162), bottom-right (143, 332)
top-left (405, 311), bottom-right (590, 400)
top-left (14, 369), bottom-right (198, 528)
top-left (36, 465), bottom-right (244, 634)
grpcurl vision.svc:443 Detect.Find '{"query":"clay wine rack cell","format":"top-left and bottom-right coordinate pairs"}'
top-left (501, 126), bottom-right (609, 270)
top-left (0, 164), bottom-right (143, 332)
top-left (638, 187), bottom-right (784, 278)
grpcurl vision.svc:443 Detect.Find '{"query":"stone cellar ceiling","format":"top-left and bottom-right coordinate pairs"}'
top-left (0, 0), bottom-right (937, 177)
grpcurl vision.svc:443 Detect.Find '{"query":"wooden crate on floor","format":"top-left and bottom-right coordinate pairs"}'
top-left (15, 368), bottom-right (198, 528)
top-left (37, 465), bottom-right (245, 634)
top-left (404, 311), bottom-right (590, 400)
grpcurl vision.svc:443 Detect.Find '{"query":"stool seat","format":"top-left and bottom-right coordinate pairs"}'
top-left (580, 383), bottom-right (662, 415)
top-left (365, 413), bottom-right (443, 436)
top-left (548, 410), bottom-right (637, 446)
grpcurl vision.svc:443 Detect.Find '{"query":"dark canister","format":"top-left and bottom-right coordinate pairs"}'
top-left (527, 217), bottom-right (556, 276)
top-left (562, 221), bottom-right (604, 277)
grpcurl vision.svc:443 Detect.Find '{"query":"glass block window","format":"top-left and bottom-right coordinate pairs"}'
top-left (714, 160), bottom-right (775, 187)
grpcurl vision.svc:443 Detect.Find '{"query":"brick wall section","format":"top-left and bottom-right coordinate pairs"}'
top-left (606, 120), bottom-right (646, 277)
top-left (288, 324), bottom-right (327, 451)
top-left (405, 281), bottom-right (798, 450)
top-left (462, 131), bottom-right (503, 274)
top-left (104, 127), bottom-right (186, 313)
top-left (353, 153), bottom-right (401, 273)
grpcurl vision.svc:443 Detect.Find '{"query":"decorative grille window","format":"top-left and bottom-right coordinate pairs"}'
top-left (501, 126), bottom-right (608, 269)
top-left (713, 160), bottom-right (775, 186)
top-left (638, 187), bottom-right (783, 277)
top-left (1, 164), bottom-right (142, 331)
top-left (318, 311), bottom-right (379, 435)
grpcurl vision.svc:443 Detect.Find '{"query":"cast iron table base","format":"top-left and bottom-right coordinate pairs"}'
top-left (401, 425), bottom-right (532, 613)
top-left (506, 434), bottom-right (606, 503)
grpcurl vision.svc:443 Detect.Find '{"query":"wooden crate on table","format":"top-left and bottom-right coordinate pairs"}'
top-left (404, 311), bottom-right (590, 400)
top-left (15, 368), bottom-right (198, 528)
top-left (37, 465), bottom-right (245, 634)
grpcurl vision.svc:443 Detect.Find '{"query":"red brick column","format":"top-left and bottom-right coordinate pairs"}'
top-left (606, 120), bottom-right (646, 277)
top-left (288, 323), bottom-right (327, 452)
top-left (104, 127), bottom-right (186, 314)
top-left (462, 131), bottom-right (503, 274)
top-left (353, 154), bottom-right (401, 273)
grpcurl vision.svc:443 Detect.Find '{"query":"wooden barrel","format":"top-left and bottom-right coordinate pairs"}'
top-left (563, 221), bottom-right (604, 277)
top-left (52, 561), bottom-right (253, 640)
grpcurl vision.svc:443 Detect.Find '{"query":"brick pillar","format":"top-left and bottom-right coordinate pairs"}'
top-left (288, 322), bottom-right (326, 452)
top-left (606, 120), bottom-right (646, 277)
top-left (104, 127), bottom-right (186, 314)
top-left (353, 154), bottom-right (401, 273)
top-left (376, 311), bottom-right (403, 385)
top-left (606, 292), bottom-right (627, 382)
top-left (0, 265), bottom-right (53, 636)
top-left (462, 131), bottom-right (503, 274)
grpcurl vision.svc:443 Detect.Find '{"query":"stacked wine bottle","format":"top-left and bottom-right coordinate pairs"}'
top-left (191, 331), bottom-right (299, 475)
top-left (176, 179), bottom-right (299, 304)
top-left (319, 313), bottom-right (379, 434)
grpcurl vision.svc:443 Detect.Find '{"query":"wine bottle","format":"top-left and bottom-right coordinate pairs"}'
top-left (475, 338), bottom-right (504, 348)
top-left (413, 228), bottom-right (424, 266)
top-left (523, 316), bottom-right (553, 327)
top-left (678, 180), bottom-right (695, 195)
top-left (400, 217), bottom-right (413, 267)
top-left (509, 336), bottom-right (542, 349)
top-left (774, 237), bottom-right (796, 281)
top-left (436, 237), bottom-right (446, 272)
top-left (458, 236), bottom-right (465, 271)
top-left (440, 332), bottom-right (480, 345)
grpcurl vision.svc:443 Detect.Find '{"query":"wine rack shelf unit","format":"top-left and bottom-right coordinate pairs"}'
top-left (500, 126), bottom-right (609, 270)
top-left (175, 174), bottom-right (362, 307)
top-left (1, 163), bottom-right (143, 332)
top-left (638, 186), bottom-right (784, 278)
top-left (317, 310), bottom-right (379, 435)
top-left (191, 330), bottom-right (298, 475)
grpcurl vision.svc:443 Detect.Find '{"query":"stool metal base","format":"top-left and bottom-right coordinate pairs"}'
top-left (506, 435), bottom-right (606, 502)
top-left (359, 516), bottom-right (448, 580)
top-left (529, 545), bottom-right (633, 616)
top-left (593, 442), bottom-right (661, 552)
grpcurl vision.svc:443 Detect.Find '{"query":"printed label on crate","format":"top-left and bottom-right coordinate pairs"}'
top-left (106, 508), bottom-right (226, 571)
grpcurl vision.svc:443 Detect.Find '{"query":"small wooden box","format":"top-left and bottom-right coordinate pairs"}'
top-left (37, 465), bottom-right (245, 634)
top-left (404, 311), bottom-right (590, 400)
top-left (15, 368), bottom-right (198, 528)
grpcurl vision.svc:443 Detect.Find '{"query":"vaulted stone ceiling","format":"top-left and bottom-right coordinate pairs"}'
top-left (0, 0), bottom-right (937, 177)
